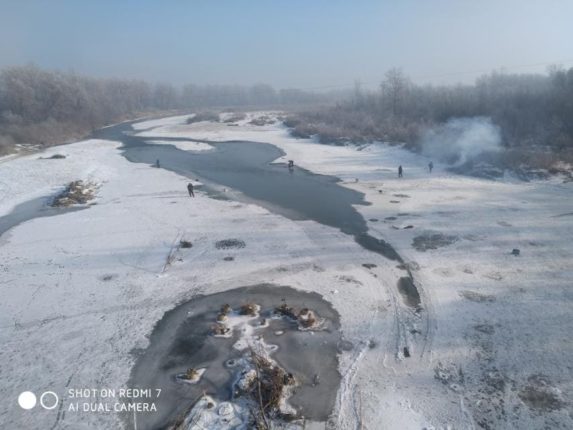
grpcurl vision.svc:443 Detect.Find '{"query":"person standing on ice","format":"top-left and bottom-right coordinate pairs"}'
top-left (398, 165), bottom-right (403, 178)
top-left (428, 161), bottom-right (433, 173)
top-left (187, 182), bottom-right (195, 198)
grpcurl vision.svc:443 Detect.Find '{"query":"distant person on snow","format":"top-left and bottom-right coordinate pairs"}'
top-left (187, 183), bottom-right (195, 198)
top-left (398, 165), bottom-right (403, 178)
top-left (428, 161), bottom-right (433, 173)
top-left (288, 160), bottom-right (294, 170)
top-left (155, 159), bottom-right (160, 168)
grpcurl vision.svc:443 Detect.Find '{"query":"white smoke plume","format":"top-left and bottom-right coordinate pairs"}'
top-left (420, 117), bottom-right (502, 165)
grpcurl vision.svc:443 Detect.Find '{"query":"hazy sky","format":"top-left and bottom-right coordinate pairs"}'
top-left (1, 0), bottom-right (572, 89)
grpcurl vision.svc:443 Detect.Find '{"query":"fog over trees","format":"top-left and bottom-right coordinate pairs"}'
top-left (0, 65), bottom-right (339, 154)
top-left (288, 66), bottom-right (573, 168)
top-left (1, 64), bottom-right (572, 170)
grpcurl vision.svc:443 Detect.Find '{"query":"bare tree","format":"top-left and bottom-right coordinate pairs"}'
top-left (380, 67), bottom-right (409, 116)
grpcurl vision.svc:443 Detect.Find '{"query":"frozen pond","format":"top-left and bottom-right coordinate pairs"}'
top-left (127, 284), bottom-right (342, 429)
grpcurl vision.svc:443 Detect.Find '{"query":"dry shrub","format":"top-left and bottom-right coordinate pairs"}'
top-left (274, 303), bottom-right (297, 320)
top-left (186, 111), bottom-right (219, 124)
top-left (183, 368), bottom-right (199, 380)
top-left (285, 109), bottom-right (419, 145)
top-left (249, 115), bottom-right (275, 126)
top-left (239, 303), bottom-right (258, 316)
top-left (52, 180), bottom-right (96, 207)
top-left (297, 308), bottom-right (317, 328)
top-left (223, 112), bottom-right (247, 123)
top-left (179, 240), bottom-right (193, 249)
top-left (211, 323), bottom-right (230, 336)
top-left (250, 352), bottom-right (296, 422)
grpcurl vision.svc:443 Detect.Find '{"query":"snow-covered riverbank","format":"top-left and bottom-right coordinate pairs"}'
top-left (0, 133), bottom-right (400, 429)
top-left (134, 112), bottom-right (573, 429)
top-left (0, 113), bottom-right (572, 429)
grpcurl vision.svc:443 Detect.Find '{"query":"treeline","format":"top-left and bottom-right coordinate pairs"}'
top-left (180, 84), bottom-right (334, 108)
top-left (0, 65), bottom-right (338, 154)
top-left (287, 67), bottom-right (573, 166)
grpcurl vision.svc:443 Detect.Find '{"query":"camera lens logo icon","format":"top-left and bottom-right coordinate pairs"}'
top-left (18, 391), bottom-right (59, 410)
top-left (18, 392), bottom-right (36, 410)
